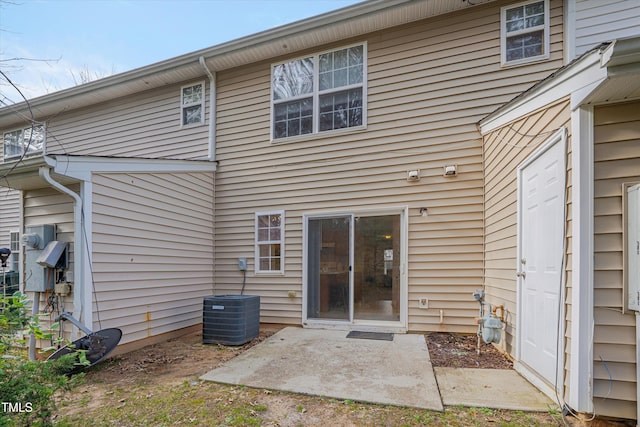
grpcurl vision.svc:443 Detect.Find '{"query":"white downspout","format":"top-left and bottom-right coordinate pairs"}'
top-left (38, 166), bottom-right (87, 336)
top-left (199, 56), bottom-right (216, 162)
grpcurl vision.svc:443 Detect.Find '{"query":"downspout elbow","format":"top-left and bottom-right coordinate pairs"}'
top-left (199, 56), bottom-right (216, 162)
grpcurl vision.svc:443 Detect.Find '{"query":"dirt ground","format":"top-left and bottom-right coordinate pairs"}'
top-left (425, 332), bottom-right (514, 369)
top-left (52, 326), bottom-right (574, 426)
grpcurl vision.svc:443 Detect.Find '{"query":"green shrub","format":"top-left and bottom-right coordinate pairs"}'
top-left (1, 292), bottom-right (82, 426)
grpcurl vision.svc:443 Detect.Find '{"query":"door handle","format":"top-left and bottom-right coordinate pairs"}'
top-left (516, 271), bottom-right (526, 278)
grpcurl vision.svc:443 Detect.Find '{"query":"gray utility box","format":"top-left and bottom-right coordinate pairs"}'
top-left (203, 295), bottom-right (260, 345)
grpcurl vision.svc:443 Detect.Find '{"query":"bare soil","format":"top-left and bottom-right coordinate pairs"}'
top-left (425, 332), bottom-right (514, 369)
top-left (53, 327), bottom-right (566, 426)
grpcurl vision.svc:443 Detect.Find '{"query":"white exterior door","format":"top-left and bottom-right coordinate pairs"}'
top-left (518, 132), bottom-right (566, 387)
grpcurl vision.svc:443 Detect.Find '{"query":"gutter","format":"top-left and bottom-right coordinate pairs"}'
top-left (199, 57), bottom-right (217, 162)
top-left (38, 165), bottom-right (88, 336)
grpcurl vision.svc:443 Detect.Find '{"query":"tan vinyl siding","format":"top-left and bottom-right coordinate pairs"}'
top-left (91, 172), bottom-right (214, 345)
top-left (574, 0), bottom-right (640, 57)
top-left (482, 98), bottom-right (572, 359)
top-left (45, 81), bottom-right (210, 160)
top-left (214, 0), bottom-right (564, 330)
top-left (0, 187), bottom-right (20, 262)
top-left (23, 186), bottom-right (76, 342)
top-left (592, 100), bottom-right (640, 420)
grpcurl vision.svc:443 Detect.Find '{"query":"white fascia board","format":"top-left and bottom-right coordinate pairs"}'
top-left (480, 50), bottom-right (605, 134)
top-left (45, 155), bottom-right (217, 181)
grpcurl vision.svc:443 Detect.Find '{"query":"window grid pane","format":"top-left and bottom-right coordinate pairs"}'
top-left (273, 58), bottom-right (314, 100)
top-left (506, 30), bottom-right (544, 61)
top-left (505, 1), bottom-right (544, 34)
top-left (274, 98), bottom-right (313, 138)
top-left (319, 89), bottom-right (363, 131)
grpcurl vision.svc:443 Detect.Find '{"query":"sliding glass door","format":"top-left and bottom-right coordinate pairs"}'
top-left (306, 211), bottom-right (403, 326)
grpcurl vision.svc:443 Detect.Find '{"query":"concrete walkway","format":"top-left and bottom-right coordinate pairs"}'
top-left (201, 327), bottom-right (555, 412)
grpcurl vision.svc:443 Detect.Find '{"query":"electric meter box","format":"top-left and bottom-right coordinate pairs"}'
top-left (24, 224), bottom-right (56, 292)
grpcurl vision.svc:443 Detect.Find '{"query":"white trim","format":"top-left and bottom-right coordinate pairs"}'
top-left (270, 42), bottom-right (367, 142)
top-left (81, 180), bottom-right (93, 334)
top-left (254, 210), bottom-right (285, 275)
top-left (180, 81), bottom-right (206, 128)
top-left (45, 155), bottom-right (217, 181)
top-left (568, 106), bottom-right (594, 413)
top-left (480, 48), bottom-right (604, 134)
top-left (500, 0), bottom-right (550, 67)
top-left (515, 128), bottom-right (567, 401)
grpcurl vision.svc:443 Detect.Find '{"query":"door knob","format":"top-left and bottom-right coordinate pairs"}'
top-left (516, 271), bottom-right (526, 278)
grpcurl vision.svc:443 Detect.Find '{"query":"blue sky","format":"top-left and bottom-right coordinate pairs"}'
top-left (0, 0), bottom-right (361, 103)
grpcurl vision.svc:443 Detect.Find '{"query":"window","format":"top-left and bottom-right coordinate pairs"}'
top-left (272, 43), bottom-right (366, 140)
top-left (255, 211), bottom-right (284, 273)
top-left (9, 231), bottom-right (19, 272)
top-left (3, 123), bottom-right (45, 161)
top-left (501, 0), bottom-right (549, 65)
top-left (181, 82), bottom-right (205, 126)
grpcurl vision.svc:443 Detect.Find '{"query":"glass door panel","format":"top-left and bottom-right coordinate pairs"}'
top-left (354, 215), bottom-right (400, 321)
top-left (307, 216), bottom-right (351, 320)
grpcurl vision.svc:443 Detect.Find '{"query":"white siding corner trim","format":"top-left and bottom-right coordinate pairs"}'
top-left (569, 105), bottom-right (594, 413)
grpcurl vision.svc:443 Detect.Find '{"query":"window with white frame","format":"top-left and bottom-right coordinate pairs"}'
top-left (9, 231), bottom-right (19, 272)
top-left (255, 211), bottom-right (284, 273)
top-left (181, 82), bottom-right (205, 126)
top-left (501, 0), bottom-right (549, 65)
top-left (272, 43), bottom-right (366, 140)
top-left (3, 123), bottom-right (45, 161)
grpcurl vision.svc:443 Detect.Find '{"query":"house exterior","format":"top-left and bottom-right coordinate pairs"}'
top-left (1, 0), bottom-right (639, 422)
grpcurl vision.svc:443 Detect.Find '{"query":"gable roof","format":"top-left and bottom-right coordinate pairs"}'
top-left (479, 35), bottom-right (640, 134)
top-left (0, 0), bottom-right (493, 129)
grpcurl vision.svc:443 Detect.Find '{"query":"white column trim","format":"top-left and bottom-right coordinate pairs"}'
top-left (81, 180), bottom-right (93, 333)
top-left (569, 105), bottom-right (594, 412)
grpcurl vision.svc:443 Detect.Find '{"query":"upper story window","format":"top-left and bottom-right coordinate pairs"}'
top-left (255, 211), bottom-right (284, 274)
top-left (271, 43), bottom-right (366, 140)
top-left (3, 123), bottom-right (45, 161)
top-left (501, 0), bottom-right (549, 66)
top-left (181, 82), bottom-right (205, 126)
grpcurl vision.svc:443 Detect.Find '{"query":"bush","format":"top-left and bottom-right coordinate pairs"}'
top-left (0, 292), bottom-right (82, 427)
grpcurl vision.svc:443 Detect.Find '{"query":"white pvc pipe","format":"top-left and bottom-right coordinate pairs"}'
top-left (199, 56), bottom-right (216, 162)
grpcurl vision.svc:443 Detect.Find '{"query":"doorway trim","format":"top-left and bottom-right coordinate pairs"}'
top-left (302, 206), bottom-right (408, 333)
top-left (515, 127), bottom-right (567, 400)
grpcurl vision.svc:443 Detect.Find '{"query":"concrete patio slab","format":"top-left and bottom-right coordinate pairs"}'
top-left (201, 326), bottom-right (443, 410)
top-left (434, 367), bottom-right (556, 411)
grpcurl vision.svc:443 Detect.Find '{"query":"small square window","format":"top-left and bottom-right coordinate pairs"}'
top-left (3, 124), bottom-right (45, 161)
top-left (255, 211), bottom-right (284, 274)
top-left (501, 0), bottom-right (549, 66)
top-left (181, 82), bottom-right (205, 126)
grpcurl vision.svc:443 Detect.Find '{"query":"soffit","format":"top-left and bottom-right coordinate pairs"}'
top-left (0, 0), bottom-right (493, 128)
